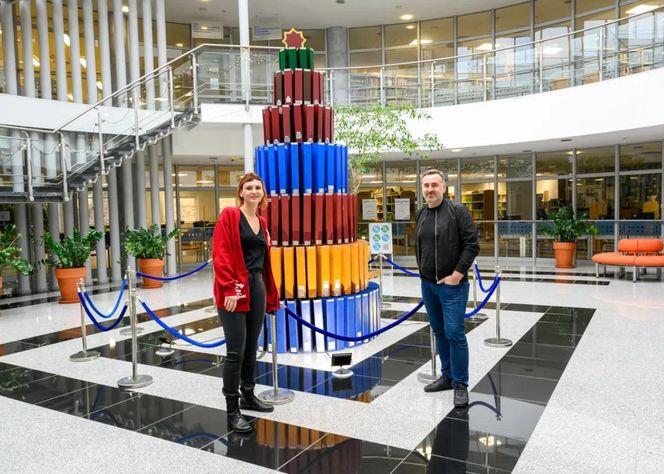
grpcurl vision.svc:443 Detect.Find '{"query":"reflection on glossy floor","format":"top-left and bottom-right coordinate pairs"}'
top-left (1, 262), bottom-right (663, 473)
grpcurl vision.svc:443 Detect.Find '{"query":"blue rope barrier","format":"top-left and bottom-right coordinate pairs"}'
top-left (137, 260), bottom-right (210, 282)
top-left (284, 300), bottom-right (424, 342)
top-left (474, 263), bottom-right (490, 293)
top-left (465, 277), bottom-right (501, 318)
top-left (383, 257), bottom-right (420, 277)
top-left (138, 298), bottom-right (226, 348)
top-left (82, 279), bottom-right (127, 319)
top-left (77, 292), bottom-right (128, 332)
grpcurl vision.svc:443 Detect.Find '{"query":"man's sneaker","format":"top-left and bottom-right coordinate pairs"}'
top-left (424, 376), bottom-right (453, 393)
top-left (453, 383), bottom-right (469, 407)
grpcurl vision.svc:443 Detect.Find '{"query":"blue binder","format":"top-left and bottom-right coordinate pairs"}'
top-left (335, 297), bottom-right (346, 350)
top-left (324, 298), bottom-right (336, 351)
top-left (277, 144), bottom-right (289, 194)
top-left (312, 143), bottom-right (325, 193)
top-left (342, 146), bottom-right (348, 193)
top-left (346, 295), bottom-right (355, 348)
top-left (312, 299), bottom-right (325, 352)
top-left (276, 307), bottom-right (287, 353)
top-left (290, 143), bottom-right (300, 195)
top-left (334, 144), bottom-right (343, 194)
top-left (361, 292), bottom-right (370, 339)
top-left (301, 142), bottom-right (313, 194)
top-left (300, 300), bottom-right (313, 352)
top-left (286, 300), bottom-right (299, 353)
top-left (260, 146), bottom-right (270, 194)
top-left (255, 146), bottom-right (263, 180)
top-left (267, 145), bottom-right (278, 196)
top-left (325, 143), bottom-right (335, 194)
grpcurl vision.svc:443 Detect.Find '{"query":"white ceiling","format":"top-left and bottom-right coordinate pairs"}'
top-left (164, 0), bottom-right (527, 29)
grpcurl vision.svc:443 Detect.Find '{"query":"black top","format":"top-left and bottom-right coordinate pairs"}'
top-left (417, 206), bottom-right (439, 282)
top-left (239, 212), bottom-right (266, 272)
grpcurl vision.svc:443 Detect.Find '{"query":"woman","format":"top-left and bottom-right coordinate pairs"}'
top-left (212, 172), bottom-right (280, 434)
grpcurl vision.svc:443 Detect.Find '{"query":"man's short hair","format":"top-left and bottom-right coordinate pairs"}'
top-left (421, 168), bottom-right (446, 182)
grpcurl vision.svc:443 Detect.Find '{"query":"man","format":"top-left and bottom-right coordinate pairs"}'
top-left (414, 169), bottom-right (479, 407)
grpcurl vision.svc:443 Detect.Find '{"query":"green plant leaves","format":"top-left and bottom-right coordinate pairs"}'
top-left (0, 224), bottom-right (33, 275)
top-left (40, 228), bottom-right (104, 269)
top-left (540, 205), bottom-right (600, 242)
top-left (122, 225), bottom-right (179, 260)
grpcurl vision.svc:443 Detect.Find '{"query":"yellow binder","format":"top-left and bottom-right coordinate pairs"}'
top-left (360, 240), bottom-right (369, 290)
top-left (316, 245), bottom-right (330, 297)
top-left (350, 242), bottom-right (360, 293)
top-left (330, 245), bottom-right (342, 296)
top-left (295, 246), bottom-right (307, 299)
top-left (341, 244), bottom-right (351, 295)
top-left (306, 246), bottom-right (318, 298)
top-left (271, 246), bottom-right (283, 297)
top-left (283, 246), bottom-right (295, 299)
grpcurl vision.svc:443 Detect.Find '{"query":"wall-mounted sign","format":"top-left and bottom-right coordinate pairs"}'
top-left (362, 199), bottom-right (377, 221)
top-left (252, 26), bottom-right (282, 41)
top-left (192, 22), bottom-right (223, 39)
top-left (394, 198), bottom-right (410, 221)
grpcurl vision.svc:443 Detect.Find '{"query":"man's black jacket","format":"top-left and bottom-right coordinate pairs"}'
top-left (414, 198), bottom-right (480, 283)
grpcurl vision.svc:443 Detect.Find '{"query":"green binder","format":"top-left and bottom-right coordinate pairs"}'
top-left (298, 48), bottom-right (309, 69)
top-left (279, 50), bottom-right (287, 71)
top-left (307, 47), bottom-right (314, 69)
top-left (287, 49), bottom-right (298, 69)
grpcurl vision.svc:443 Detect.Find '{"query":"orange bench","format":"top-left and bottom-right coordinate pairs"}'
top-left (592, 238), bottom-right (664, 282)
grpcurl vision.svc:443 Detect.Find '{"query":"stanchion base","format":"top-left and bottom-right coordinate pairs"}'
top-left (484, 337), bottom-right (513, 348)
top-left (118, 374), bottom-right (153, 389)
top-left (69, 350), bottom-right (101, 362)
top-left (204, 305), bottom-right (217, 313)
top-left (417, 372), bottom-right (438, 384)
top-left (467, 312), bottom-right (489, 322)
top-left (119, 327), bottom-right (145, 336)
top-left (257, 388), bottom-right (295, 405)
top-left (332, 368), bottom-right (354, 379)
top-left (155, 347), bottom-right (175, 357)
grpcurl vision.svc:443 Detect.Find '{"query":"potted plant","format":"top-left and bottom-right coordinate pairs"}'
top-left (123, 225), bottom-right (179, 288)
top-left (41, 229), bottom-right (104, 303)
top-left (0, 224), bottom-right (33, 290)
top-left (541, 205), bottom-right (599, 268)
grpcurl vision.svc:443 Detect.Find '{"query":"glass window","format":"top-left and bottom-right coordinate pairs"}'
top-left (620, 142), bottom-right (662, 171)
top-left (421, 43), bottom-right (454, 61)
top-left (302, 29), bottom-right (325, 51)
top-left (384, 23), bottom-right (417, 48)
top-left (384, 47), bottom-right (417, 64)
top-left (620, 173), bottom-right (661, 219)
top-left (536, 178), bottom-right (573, 219)
top-left (423, 159), bottom-right (458, 181)
top-left (577, 0), bottom-right (615, 14)
top-left (498, 181), bottom-right (533, 220)
top-left (536, 151), bottom-right (573, 176)
top-left (421, 18), bottom-right (453, 43)
top-left (461, 182), bottom-right (495, 256)
top-left (457, 11), bottom-right (492, 38)
top-left (167, 22), bottom-right (192, 49)
top-left (496, 2), bottom-right (532, 32)
top-left (620, 1), bottom-right (664, 17)
top-left (314, 53), bottom-right (327, 69)
top-left (576, 9), bottom-right (615, 29)
top-left (349, 26), bottom-right (381, 50)
top-left (217, 166), bottom-right (244, 186)
top-left (498, 154), bottom-right (533, 178)
top-left (386, 161), bottom-right (417, 183)
top-left (577, 176), bottom-right (615, 219)
top-left (577, 146), bottom-right (615, 174)
top-left (535, 21), bottom-right (572, 40)
top-left (461, 157), bottom-right (495, 181)
top-left (177, 166), bottom-right (215, 188)
top-left (535, 0), bottom-right (572, 24)
top-left (350, 50), bottom-right (382, 67)
top-left (458, 37), bottom-right (495, 56)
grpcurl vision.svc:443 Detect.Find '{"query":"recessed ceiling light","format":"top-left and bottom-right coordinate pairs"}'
top-left (406, 24), bottom-right (415, 30)
top-left (400, 14), bottom-right (414, 21)
top-left (200, 25), bottom-right (208, 30)
top-left (121, 5), bottom-right (129, 13)
top-left (451, 148), bottom-right (463, 153)
top-left (176, 42), bottom-right (184, 47)
top-left (626, 4), bottom-right (658, 15)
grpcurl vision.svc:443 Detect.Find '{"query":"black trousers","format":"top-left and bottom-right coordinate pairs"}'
top-left (218, 270), bottom-right (266, 397)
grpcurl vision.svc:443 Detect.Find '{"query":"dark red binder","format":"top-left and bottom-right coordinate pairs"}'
top-left (304, 105), bottom-right (315, 142)
top-left (260, 200), bottom-right (269, 224)
top-left (282, 104), bottom-right (292, 143)
top-left (302, 194), bottom-right (312, 245)
top-left (325, 194), bottom-right (334, 244)
top-left (314, 104), bottom-right (324, 143)
top-left (312, 71), bottom-right (322, 104)
top-left (280, 195), bottom-right (291, 246)
top-left (269, 196), bottom-right (280, 246)
top-left (352, 195), bottom-right (357, 241)
top-left (262, 108), bottom-right (271, 145)
top-left (329, 108), bottom-right (334, 143)
top-left (323, 107), bottom-right (332, 143)
top-left (313, 194), bottom-right (324, 245)
top-left (294, 69), bottom-right (304, 104)
top-left (334, 194), bottom-right (343, 244)
top-left (274, 72), bottom-right (283, 105)
top-left (303, 69), bottom-right (312, 104)
top-left (318, 72), bottom-right (325, 104)
top-left (291, 194), bottom-right (301, 245)
top-left (270, 106), bottom-right (281, 144)
top-left (283, 69), bottom-right (293, 105)
top-left (293, 104), bottom-right (303, 144)
top-left (341, 194), bottom-right (348, 243)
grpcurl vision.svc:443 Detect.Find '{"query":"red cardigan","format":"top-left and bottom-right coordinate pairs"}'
top-left (212, 206), bottom-right (280, 313)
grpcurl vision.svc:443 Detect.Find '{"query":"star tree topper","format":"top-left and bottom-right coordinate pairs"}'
top-left (282, 28), bottom-right (307, 48)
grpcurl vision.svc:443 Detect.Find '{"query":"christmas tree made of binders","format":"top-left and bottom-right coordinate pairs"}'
top-left (256, 28), bottom-right (380, 354)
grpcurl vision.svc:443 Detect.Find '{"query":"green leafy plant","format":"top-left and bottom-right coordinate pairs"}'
top-left (334, 103), bottom-right (443, 192)
top-left (0, 224), bottom-right (33, 276)
top-left (541, 205), bottom-right (599, 242)
top-left (123, 225), bottom-right (179, 260)
top-left (40, 228), bottom-right (104, 268)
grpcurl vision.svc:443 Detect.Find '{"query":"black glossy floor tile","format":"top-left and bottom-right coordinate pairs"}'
top-left (518, 327), bottom-right (582, 347)
top-left (39, 383), bottom-right (136, 417)
top-left (158, 352), bottom-right (220, 374)
top-left (1, 371), bottom-right (91, 405)
top-left (538, 311), bottom-right (593, 329)
top-left (375, 343), bottom-right (433, 364)
top-left (393, 451), bottom-right (511, 473)
top-left (503, 303), bottom-right (550, 313)
top-left (506, 341), bottom-right (575, 363)
top-left (473, 371), bottom-right (556, 404)
top-left (309, 374), bottom-right (396, 402)
top-left (0, 340), bottom-right (40, 356)
top-left (545, 306), bottom-right (596, 318)
top-left (90, 392), bottom-right (191, 431)
top-left (370, 358), bottom-right (421, 381)
top-left (490, 355), bottom-right (567, 381)
top-left (399, 331), bottom-right (431, 347)
top-left (279, 437), bottom-right (411, 474)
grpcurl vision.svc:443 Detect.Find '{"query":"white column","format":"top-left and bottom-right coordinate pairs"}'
top-left (52, 0), bottom-right (68, 102)
top-left (83, 0), bottom-right (98, 104)
top-left (1, 2), bottom-right (17, 94)
top-left (97, 0), bottom-right (114, 101)
top-left (93, 179), bottom-right (109, 284)
top-left (78, 188), bottom-right (93, 284)
top-left (127, 0), bottom-right (140, 87)
top-left (149, 145), bottom-right (160, 225)
top-left (107, 167), bottom-right (122, 281)
top-left (238, 0), bottom-right (253, 171)
top-left (135, 151), bottom-right (147, 228)
top-left (155, 0), bottom-right (168, 109)
top-left (142, 0), bottom-right (155, 109)
top-left (68, 0), bottom-right (83, 104)
top-left (163, 138), bottom-right (176, 275)
top-left (112, 0), bottom-right (128, 106)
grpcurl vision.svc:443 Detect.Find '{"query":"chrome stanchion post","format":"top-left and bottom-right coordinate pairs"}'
top-left (120, 268), bottom-right (144, 335)
top-left (484, 266), bottom-right (512, 348)
top-left (70, 279), bottom-right (101, 362)
top-left (417, 326), bottom-right (438, 383)
top-left (467, 261), bottom-right (488, 322)
top-left (378, 252), bottom-right (390, 309)
top-left (258, 312), bottom-right (295, 405)
top-left (205, 258), bottom-right (216, 313)
top-left (118, 266), bottom-right (153, 388)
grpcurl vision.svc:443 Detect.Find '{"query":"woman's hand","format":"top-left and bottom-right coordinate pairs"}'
top-left (224, 294), bottom-right (245, 312)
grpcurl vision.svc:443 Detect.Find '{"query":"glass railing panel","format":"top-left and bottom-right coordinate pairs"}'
top-left (457, 54), bottom-right (487, 104)
top-left (618, 220), bottom-right (662, 239)
top-left (497, 221), bottom-right (533, 258)
top-left (617, 11), bottom-right (661, 76)
top-left (349, 67), bottom-right (382, 106)
top-left (383, 64), bottom-right (420, 106)
top-left (539, 36), bottom-right (573, 92)
top-left (492, 44), bottom-right (537, 99)
top-left (430, 58), bottom-right (456, 106)
top-left (0, 133), bottom-right (27, 191)
top-left (602, 23), bottom-right (621, 80)
top-left (571, 28), bottom-right (602, 86)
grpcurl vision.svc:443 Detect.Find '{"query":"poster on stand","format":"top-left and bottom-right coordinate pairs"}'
top-left (369, 223), bottom-right (393, 254)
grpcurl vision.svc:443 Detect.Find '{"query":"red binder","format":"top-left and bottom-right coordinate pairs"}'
top-left (334, 194), bottom-right (343, 244)
top-left (312, 71), bottom-right (321, 104)
top-left (262, 108), bottom-right (271, 144)
top-left (291, 194), bottom-right (301, 245)
top-left (269, 196), bottom-right (280, 246)
top-left (352, 195), bottom-right (357, 241)
top-left (341, 194), bottom-right (348, 243)
top-left (313, 194), bottom-right (324, 245)
top-left (261, 200), bottom-right (270, 225)
top-left (293, 104), bottom-right (303, 144)
top-left (318, 72), bottom-right (325, 105)
top-left (330, 108), bottom-right (334, 143)
top-left (274, 72), bottom-right (283, 105)
top-left (283, 69), bottom-right (293, 105)
top-left (302, 194), bottom-right (312, 245)
top-left (304, 105), bottom-right (315, 142)
top-left (324, 194), bottom-right (334, 244)
top-left (282, 104), bottom-right (291, 143)
top-left (314, 104), bottom-right (324, 143)
top-left (280, 195), bottom-right (291, 246)
top-left (270, 106), bottom-right (281, 144)
top-left (323, 107), bottom-right (332, 143)
top-left (303, 69), bottom-right (312, 104)
top-left (294, 69), bottom-right (303, 104)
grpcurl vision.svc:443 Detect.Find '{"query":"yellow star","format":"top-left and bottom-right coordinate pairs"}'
top-left (282, 28), bottom-right (307, 48)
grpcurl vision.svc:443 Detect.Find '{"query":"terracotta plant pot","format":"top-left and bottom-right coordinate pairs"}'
top-left (553, 241), bottom-right (577, 268)
top-left (55, 267), bottom-right (87, 304)
top-left (138, 258), bottom-right (165, 288)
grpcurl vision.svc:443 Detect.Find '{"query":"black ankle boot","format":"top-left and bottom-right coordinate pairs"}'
top-left (240, 388), bottom-right (274, 412)
top-left (225, 395), bottom-right (253, 434)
